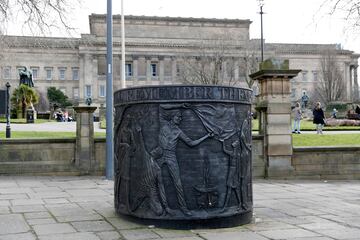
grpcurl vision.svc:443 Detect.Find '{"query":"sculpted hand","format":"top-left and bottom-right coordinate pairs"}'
top-left (183, 103), bottom-right (191, 108)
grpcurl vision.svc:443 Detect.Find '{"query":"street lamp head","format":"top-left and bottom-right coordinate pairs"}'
top-left (258, 0), bottom-right (264, 7)
top-left (6, 82), bottom-right (11, 88)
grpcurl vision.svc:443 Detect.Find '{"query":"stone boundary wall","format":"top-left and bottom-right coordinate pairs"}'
top-left (293, 146), bottom-right (360, 180)
top-left (95, 138), bottom-right (106, 172)
top-left (4, 136), bottom-right (360, 180)
top-left (0, 138), bottom-right (105, 175)
top-left (252, 135), bottom-right (265, 178)
top-left (0, 137), bottom-right (265, 177)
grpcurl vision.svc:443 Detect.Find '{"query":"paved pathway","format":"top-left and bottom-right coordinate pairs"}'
top-left (0, 177), bottom-right (359, 240)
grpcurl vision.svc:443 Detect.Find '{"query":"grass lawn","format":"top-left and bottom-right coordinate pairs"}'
top-left (292, 134), bottom-right (360, 147)
top-left (0, 131), bottom-right (106, 139)
top-left (252, 119), bottom-right (360, 131)
top-left (295, 120), bottom-right (360, 131)
top-left (1, 130), bottom-right (359, 147)
top-left (5, 118), bottom-right (358, 130)
top-left (0, 118), bottom-right (54, 124)
top-left (100, 118), bottom-right (106, 129)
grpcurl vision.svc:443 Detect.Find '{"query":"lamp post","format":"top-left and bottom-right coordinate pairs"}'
top-left (106, 0), bottom-right (114, 180)
top-left (5, 82), bottom-right (11, 138)
top-left (258, 0), bottom-right (265, 62)
top-left (121, 0), bottom-right (126, 89)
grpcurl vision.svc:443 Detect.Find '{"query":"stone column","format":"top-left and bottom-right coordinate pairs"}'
top-left (92, 57), bottom-right (98, 101)
top-left (345, 62), bottom-right (351, 101)
top-left (146, 57), bottom-right (152, 83)
top-left (171, 57), bottom-right (177, 83)
top-left (250, 59), bottom-right (301, 178)
top-left (74, 106), bottom-right (97, 174)
top-left (79, 54), bottom-right (86, 100)
top-left (159, 57), bottom-right (165, 84)
top-left (222, 61), bottom-right (227, 80)
top-left (354, 65), bottom-right (359, 101)
top-left (133, 56), bottom-right (138, 83)
top-left (234, 59), bottom-right (240, 82)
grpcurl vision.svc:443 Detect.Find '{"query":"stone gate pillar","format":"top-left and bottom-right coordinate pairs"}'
top-left (74, 106), bottom-right (97, 174)
top-left (250, 59), bottom-right (301, 178)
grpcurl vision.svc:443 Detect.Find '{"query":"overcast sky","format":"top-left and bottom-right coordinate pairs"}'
top-left (7, 0), bottom-right (360, 54)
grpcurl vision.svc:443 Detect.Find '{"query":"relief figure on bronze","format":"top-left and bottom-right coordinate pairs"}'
top-left (130, 127), bottom-right (172, 216)
top-left (239, 117), bottom-right (252, 210)
top-left (114, 114), bottom-right (136, 212)
top-left (159, 104), bottom-right (213, 216)
top-left (220, 136), bottom-right (242, 211)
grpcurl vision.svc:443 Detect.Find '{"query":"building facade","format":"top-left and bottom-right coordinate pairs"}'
top-left (0, 14), bottom-right (359, 113)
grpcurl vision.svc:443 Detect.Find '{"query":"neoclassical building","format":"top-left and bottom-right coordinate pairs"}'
top-left (0, 14), bottom-right (359, 112)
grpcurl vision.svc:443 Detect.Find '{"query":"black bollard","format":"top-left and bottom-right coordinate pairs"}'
top-left (5, 82), bottom-right (11, 138)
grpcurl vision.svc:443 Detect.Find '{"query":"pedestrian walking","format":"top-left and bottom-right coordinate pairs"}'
top-left (313, 102), bottom-right (326, 134)
top-left (292, 102), bottom-right (302, 134)
top-left (331, 108), bottom-right (338, 119)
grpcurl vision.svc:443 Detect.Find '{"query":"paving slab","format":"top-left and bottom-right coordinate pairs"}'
top-left (0, 176), bottom-right (359, 240)
top-left (27, 218), bottom-right (57, 225)
top-left (0, 232), bottom-right (37, 240)
top-left (96, 231), bottom-right (123, 240)
top-left (71, 220), bottom-right (115, 232)
top-left (199, 230), bottom-right (269, 240)
top-left (37, 232), bottom-right (101, 240)
top-left (119, 229), bottom-right (160, 240)
top-left (0, 214), bottom-right (30, 235)
top-left (32, 223), bottom-right (77, 235)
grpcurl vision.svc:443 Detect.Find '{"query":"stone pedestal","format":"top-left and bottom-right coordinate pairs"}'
top-left (250, 59), bottom-right (301, 178)
top-left (74, 106), bottom-right (97, 174)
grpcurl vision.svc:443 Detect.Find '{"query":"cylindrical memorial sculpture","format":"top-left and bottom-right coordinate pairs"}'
top-left (114, 85), bottom-right (253, 228)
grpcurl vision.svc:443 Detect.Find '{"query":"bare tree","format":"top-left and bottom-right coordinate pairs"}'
top-left (178, 35), bottom-right (259, 87)
top-left (178, 38), bottom-right (233, 85)
top-left (239, 51), bottom-right (260, 89)
top-left (0, 0), bottom-right (80, 35)
top-left (316, 50), bottom-right (345, 104)
top-left (318, 0), bottom-right (360, 31)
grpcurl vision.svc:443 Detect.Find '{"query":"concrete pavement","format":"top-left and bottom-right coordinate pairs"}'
top-left (0, 176), bottom-right (359, 240)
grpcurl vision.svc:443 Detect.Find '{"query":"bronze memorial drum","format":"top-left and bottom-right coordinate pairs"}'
top-left (114, 85), bottom-right (253, 228)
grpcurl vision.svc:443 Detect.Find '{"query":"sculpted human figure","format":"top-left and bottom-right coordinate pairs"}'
top-left (220, 137), bottom-right (242, 211)
top-left (115, 115), bottom-right (136, 212)
top-left (240, 118), bottom-right (252, 210)
top-left (131, 127), bottom-right (171, 216)
top-left (19, 67), bottom-right (34, 88)
top-left (159, 105), bottom-right (213, 216)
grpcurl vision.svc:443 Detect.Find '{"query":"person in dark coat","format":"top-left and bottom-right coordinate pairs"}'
top-left (356, 105), bottom-right (360, 117)
top-left (313, 102), bottom-right (326, 134)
